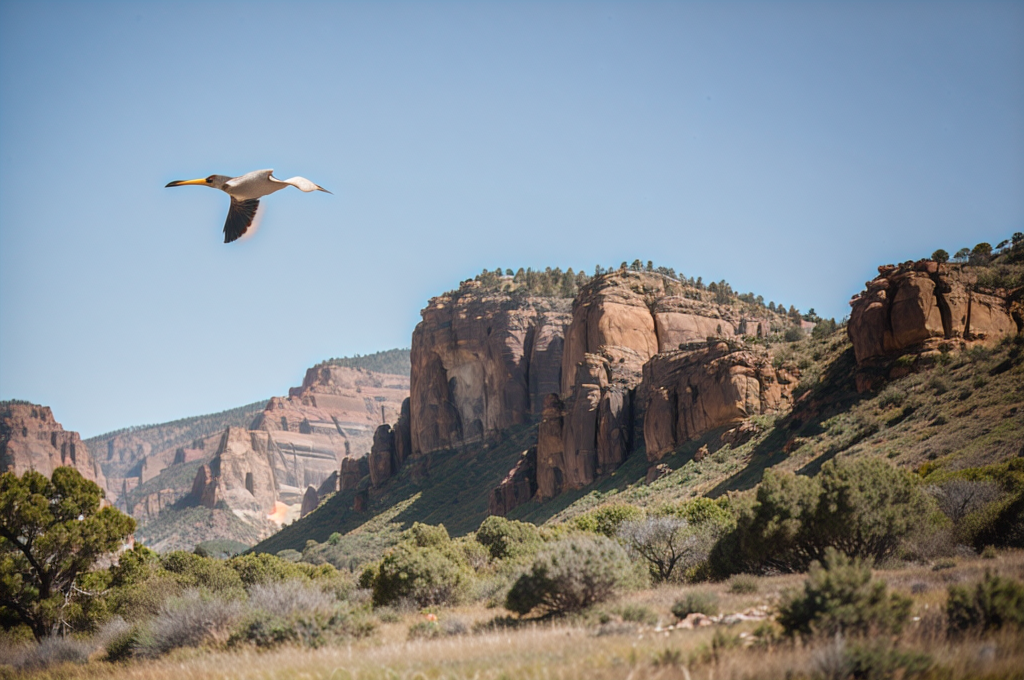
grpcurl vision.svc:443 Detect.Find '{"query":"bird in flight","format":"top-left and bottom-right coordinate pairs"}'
top-left (166, 169), bottom-right (331, 243)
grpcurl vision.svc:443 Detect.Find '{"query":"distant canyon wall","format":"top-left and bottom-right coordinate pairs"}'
top-left (0, 402), bottom-right (106, 491)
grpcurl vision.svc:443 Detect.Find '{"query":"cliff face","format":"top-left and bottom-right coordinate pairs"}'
top-left (167, 366), bottom-right (409, 541)
top-left (535, 272), bottom-right (782, 499)
top-left (641, 341), bottom-right (794, 461)
top-left (848, 260), bottom-right (1020, 367)
top-left (409, 281), bottom-right (572, 456)
top-left (249, 365), bottom-right (409, 503)
top-left (561, 272), bottom-right (771, 393)
top-left (0, 403), bottom-right (106, 491)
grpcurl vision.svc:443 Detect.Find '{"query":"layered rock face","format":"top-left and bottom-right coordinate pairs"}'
top-left (848, 260), bottom-right (1020, 366)
top-left (174, 367), bottom-right (409, 538)
top-left (641, 341), bottom-right (794, 461)
top-left (249, 366), bottom-right (409, 503)
top-left (0, 403), bottom-right (106, 490)
top-left (209, 427), bottom-right (278, 519)
top-left (535, 272), bottom-right (781, 499)
top-left (409, 281), bottom-right (572, 456)
top-left (561, 271), bottom-right (771, 392)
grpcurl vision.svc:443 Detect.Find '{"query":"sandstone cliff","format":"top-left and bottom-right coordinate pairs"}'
top-left (409, 281), bottom-right (572, 456)
top-left (535, 271), bottom-right (784, 499)
top-left (640, 340), bottom-right (795, 461)
top-left (0, 402), bottom-right (106, 490)
top-left (848, 260), bottom-right (1020, 367)
top-left (248, 365), bottom-right (408, 504)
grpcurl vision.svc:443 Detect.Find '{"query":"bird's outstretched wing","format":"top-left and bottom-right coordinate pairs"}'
top-left (269, 175), bottom-right (332, 193)
top-left (223, 198), bottom-right (260, 243)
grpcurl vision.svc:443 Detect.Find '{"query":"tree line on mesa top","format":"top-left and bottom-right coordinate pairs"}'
top-left (467, 260), bottom-right (822, 326)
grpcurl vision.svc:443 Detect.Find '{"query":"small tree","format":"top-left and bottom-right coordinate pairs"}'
top-left (618, 516), bottom-right (717, 582)
top-left (969, 242), bottom-right (993, 265)
top-left (953, 247), bottom-right (971, 263)
top-left (931, 249), bottom-right (949, 263)
top-left (0, 468), bottom-right (135, 639)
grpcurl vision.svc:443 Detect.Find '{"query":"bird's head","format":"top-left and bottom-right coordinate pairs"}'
top-left (165, 174), bottom-right (231, 190)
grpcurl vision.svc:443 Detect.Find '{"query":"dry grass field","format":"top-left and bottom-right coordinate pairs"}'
top-left (9, 550), bottom-right (1023, 680)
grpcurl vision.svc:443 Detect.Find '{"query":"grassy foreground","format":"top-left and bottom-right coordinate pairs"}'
top-left (10, 550), bottom-right (1023, 680)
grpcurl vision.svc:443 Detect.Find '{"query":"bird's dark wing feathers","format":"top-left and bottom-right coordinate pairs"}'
top-left (223, 198), bottom-right (260, 243)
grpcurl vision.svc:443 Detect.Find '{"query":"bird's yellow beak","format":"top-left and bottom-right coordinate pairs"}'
top-left (165, 178), bottom-right (208, 187)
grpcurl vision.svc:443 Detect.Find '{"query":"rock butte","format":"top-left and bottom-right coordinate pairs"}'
top-left (1, 402), bottom-right (106, 490)
top-left (848, 259), bottom-right (1021, 390)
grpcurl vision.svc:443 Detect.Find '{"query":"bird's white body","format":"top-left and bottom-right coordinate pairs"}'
top-left (223, 169), bottom-right (324, 201)
top-left (165, 168), bottom-right (330, 243)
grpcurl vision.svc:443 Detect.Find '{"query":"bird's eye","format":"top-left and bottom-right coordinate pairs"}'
top-left (206, 176), bottom-right (214, 183)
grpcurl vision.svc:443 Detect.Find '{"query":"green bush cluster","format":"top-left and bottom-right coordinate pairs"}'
top-left (711, 458), bottom-right (938, 575)
top-left (671, 591), bottom-right (719, 619)
top-left (370, 523), bottom-right (473, 607)
top-left (475, 516), bottom-right (543, 562)
top-left (946, 571), bottom-right (1024, 634)
top-left (777, 549), bottom-right (911, 638)
top-left (573, 503), bottom-right (646, 538)
top-left (505, 536), bottom-right (635, 617)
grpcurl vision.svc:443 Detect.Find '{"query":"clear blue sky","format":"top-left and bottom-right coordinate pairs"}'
top-left (1, 1), bottom-right (1022, 438)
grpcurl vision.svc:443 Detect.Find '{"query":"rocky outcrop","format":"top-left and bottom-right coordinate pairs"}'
top-left (545, 272), bottom-right (784, 490)
top-left (366, 400), bottom-right (413, 488)
top-left (368, 424), bottom-right (396, 487)
top-left (251, 366), bottom-right (409, 503)
top-left (185, 464), bottom-right (218, 508)
top-left (848, 260), bottom-right (1020, 366)
top-left (535, 394), bottom-right (567, 499)
top-left (641, 341), bottom-right (794, 461)
top-left (561, 271), bottom-right (773, 393)
top-left (340, 455), bottom-right (369, 491)
top-left (491, 271), bottom-right (794, 509)
top-left (488, 447), bottom-right (537, 516)
top-left (207, 427), bottom-right (278, 521)
top-left (0, 402), bottom-right (106, 490)
top-left (300, 486), bottom-right (319, 518)
top-left (409, 281), bottom-right (572, 456)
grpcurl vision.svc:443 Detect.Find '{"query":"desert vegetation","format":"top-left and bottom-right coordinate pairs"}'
top-left (4, 457), bottom-right (1023, 678)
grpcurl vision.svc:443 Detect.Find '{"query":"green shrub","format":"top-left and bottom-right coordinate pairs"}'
top-left (727, 575), bottom-right (759, 594)
top-left (812, 637), bottom-right (932, 680)
top-left (476, 515), bottom-right (543, 562)
top-left (371, 543), bottom-right (471, 607)
top-left (505, 536), bottom-right (633, 617)
top-left (671, 591), bottom-right (719, 619)
top-left (958, 490), bottom-right (1024, 550)
top-left (711, 459), bottom-right (935, 575)
top-left (402, 522), bottom-right (452, 548)
top-left (617, 603), bottom-right (658, 625)
top-left (160, 551), bottom-right (244, 595)
top-left (143, 589), bottom-right (244, 655)
top-left (229, 606), bottom-right (373, 649)
top-left (573, 503), bottom-right (646, 538)
top-left (104, 625), bottom-right (142, 662)
top-left (777, 549), bottom-right (911, 638)
top-left (946, 571), bottom-right (1024, 634)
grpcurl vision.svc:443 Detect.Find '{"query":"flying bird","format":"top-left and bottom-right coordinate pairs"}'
top-left (166, 169), bottom-right (331, 243)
